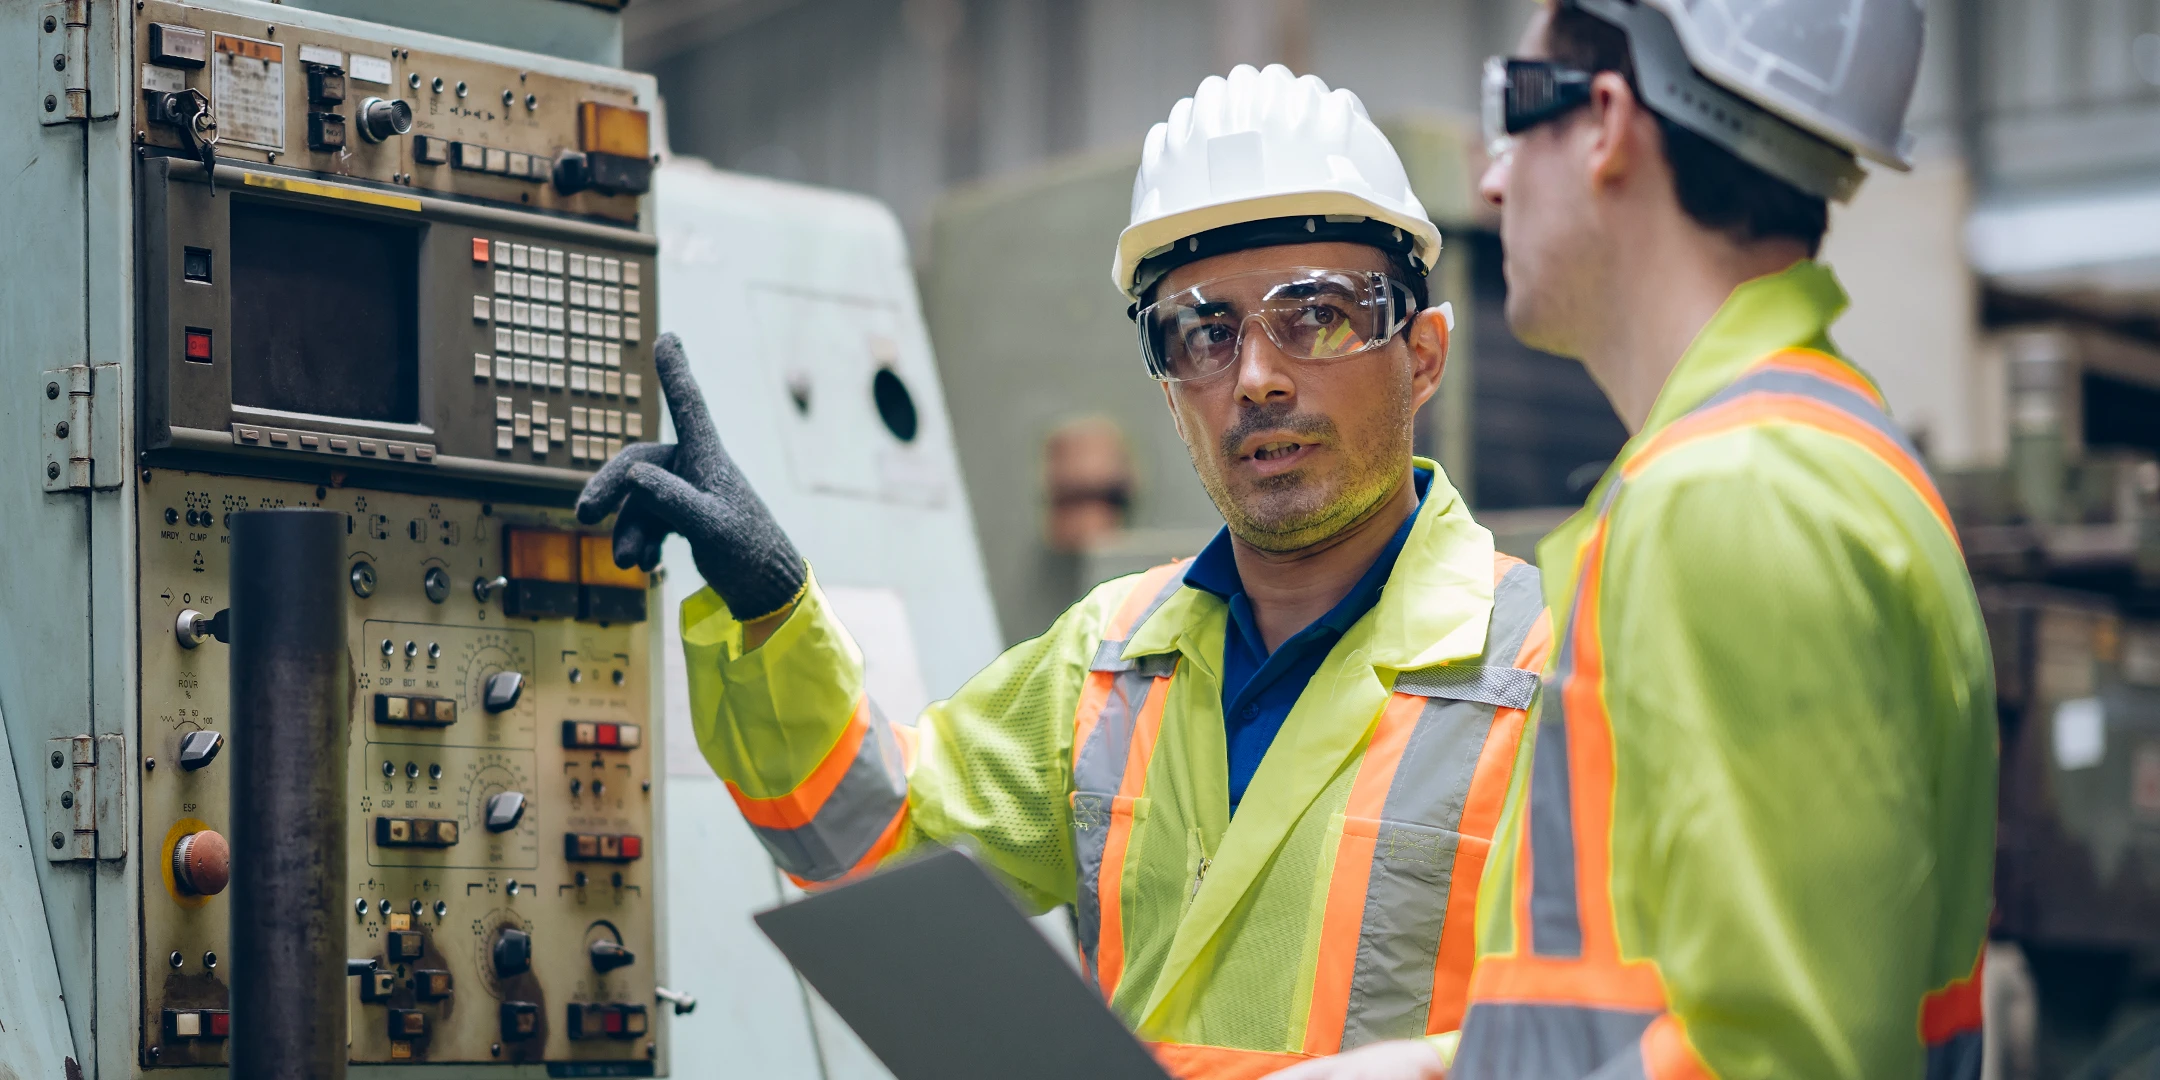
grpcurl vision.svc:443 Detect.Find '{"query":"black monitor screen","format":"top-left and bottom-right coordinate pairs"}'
top-left (229, 199), bottom-right (419, 424)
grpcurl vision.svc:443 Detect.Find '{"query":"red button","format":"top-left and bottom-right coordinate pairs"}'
top-left (472, 237), bottom-right (490, 262)
top-left (602, 1009), bottom-right (624, 1035)
top-left (184, 329), bottom-right (212, 362)
top-left (620, 835), bottom-right (642, 860)
top-left (596, 723), bottom-right (620, 748)
top-left (206, 1011), bottom-right (231, 1037)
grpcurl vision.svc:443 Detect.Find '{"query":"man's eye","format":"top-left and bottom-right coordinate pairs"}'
top-left (1185, 323), bottom-right (1235, 348)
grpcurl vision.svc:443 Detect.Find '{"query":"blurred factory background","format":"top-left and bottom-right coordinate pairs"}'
top-left (622, 1), bottom-right (2160, 1075)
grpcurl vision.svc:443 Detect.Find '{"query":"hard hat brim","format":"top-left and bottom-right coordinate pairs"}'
top-left (1114, 191), bottom-right (1443, 301)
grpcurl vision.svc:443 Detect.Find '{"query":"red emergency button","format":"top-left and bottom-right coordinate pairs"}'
top-left (472, 237), bottom-right (490, 263)
top-left (184, 328), bottom-right (212, 363)
top-left (206, 1010), bottom-right (231, 1037)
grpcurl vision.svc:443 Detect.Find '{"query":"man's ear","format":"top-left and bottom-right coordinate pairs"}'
top-left (1406, 305), bottom-right (1452, 410)
top-left (1584, 70), bottom-right (1648, 190)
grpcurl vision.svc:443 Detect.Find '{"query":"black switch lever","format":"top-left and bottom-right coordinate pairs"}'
top-left (178, 730), bottom-right (224, 771)
top-left (484, 671), bottom-right (524, 713)
top-left (485, 791), bottom-right (526, 833)
top-left (590, 940), bottom-right (636, 973)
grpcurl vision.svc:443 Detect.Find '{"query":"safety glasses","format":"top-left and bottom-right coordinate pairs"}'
top-left (1135, 267), bottom-right (1417, 384)
top-left (1481, 56), bottom-right (1594, 160)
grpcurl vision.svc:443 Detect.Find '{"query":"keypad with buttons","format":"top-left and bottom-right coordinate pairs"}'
top-left (470, 232), bottom-right (650, 467)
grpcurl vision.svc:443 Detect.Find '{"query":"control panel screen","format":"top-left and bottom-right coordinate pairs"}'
top-left (230, 200), bottom-right (420, 423)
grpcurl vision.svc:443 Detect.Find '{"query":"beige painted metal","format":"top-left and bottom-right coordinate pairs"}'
top-left (136, 469), bottom-right (659, 1069)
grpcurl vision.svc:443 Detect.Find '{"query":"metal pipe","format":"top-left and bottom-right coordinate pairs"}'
top-left (227, 508), bottom-right (349, 1080)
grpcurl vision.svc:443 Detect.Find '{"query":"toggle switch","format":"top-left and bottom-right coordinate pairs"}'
top-left (484, 671), bottom-right (524, 713)
top-left (485, 791), bottom-right (526, 832)
top-left (178, 729), bottom-right (223, 771)
top-left (589, 940), bottom-right (636, 973)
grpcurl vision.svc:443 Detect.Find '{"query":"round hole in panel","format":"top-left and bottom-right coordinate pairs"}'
top-left (872, 368), bottom-right (918, 443)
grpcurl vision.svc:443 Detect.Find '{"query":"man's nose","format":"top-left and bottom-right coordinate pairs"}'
top-left (1479, 153), bottom-right (1509, 209)
top-left (1233, 315), bottom-right (1296, 406)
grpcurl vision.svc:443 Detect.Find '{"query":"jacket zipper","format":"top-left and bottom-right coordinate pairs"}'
top-left (1191, 856), bottom-right (1212, 901)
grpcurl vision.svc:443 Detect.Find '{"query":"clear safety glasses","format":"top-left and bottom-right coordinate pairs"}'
top-left (1481, 56), bottom-right (1594, 160)
top-left (1136, 267), bottom-right (1417, 384)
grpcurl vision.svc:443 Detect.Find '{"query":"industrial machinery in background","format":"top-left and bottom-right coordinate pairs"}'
top-left (1941, 324), bottom-right (2160, 1077)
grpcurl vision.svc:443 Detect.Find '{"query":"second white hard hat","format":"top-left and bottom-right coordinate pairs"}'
top-left (1114, 64), bottom-right (1442, 302)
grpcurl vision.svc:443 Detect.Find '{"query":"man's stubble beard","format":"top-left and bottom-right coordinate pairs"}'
top-left (1187, 365), bottom-right (1417, 555)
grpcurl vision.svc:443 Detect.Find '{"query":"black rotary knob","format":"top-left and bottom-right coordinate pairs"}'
top-left (589, 940), bottom-right (636, 973)
top-left (492, 927), bottom-right (532, 977)
top-left (357, 97), bottom-right (413, 143)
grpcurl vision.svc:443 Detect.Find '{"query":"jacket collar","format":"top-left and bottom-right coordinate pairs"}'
top-left (1121, 456), bottom-right (1495, 674)
top-left (1634, 259), bottom-right (1850, 443)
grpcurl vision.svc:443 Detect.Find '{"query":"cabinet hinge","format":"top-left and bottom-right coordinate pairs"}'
top-left (37, 0), bottom-right (118, 125)
top-left (45, 735), bottom-right (127, 862)
top-left (41, 364), bottom-right (122, 492)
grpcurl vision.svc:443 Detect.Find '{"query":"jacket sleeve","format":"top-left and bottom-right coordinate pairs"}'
top-left (682, 566), bottom-right (1127, 912)
top-left (1587, 457), bottom-right (1995, 1078)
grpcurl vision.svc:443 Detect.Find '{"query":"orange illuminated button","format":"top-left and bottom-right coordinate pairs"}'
top-left (579, 534), bottom-right (648, 589)
top-left (564, 832), bottom-right (643, 862)
top-left (578, 102), bottom-right (651, 159)
top-left (506, 528), bottom-right (577, 583)
top-left (472, 237), bottom-right (490, 263)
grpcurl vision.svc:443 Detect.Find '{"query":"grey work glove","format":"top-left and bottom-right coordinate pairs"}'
top-left (575, 333), bottom-right (807, 622)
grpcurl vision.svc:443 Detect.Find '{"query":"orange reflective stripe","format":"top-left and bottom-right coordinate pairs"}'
top-left (1070, 669), bottom-right (1117, 774)
top-left (1303, 693), bottom-right (1426, 1056)
top-left (1149, 1041), bottom-right (1312, 1080)
top-left (1562, 518), bottom-right (1622, 960)
top-left (1466, 952), bottom-right (1666, 1011)
top-left (1105, 561), bottom-right (1189, 641)
top-left (785, 799), bottom-right (911, 890)
top-left (1920, 952), bottom-right (1985, 1044)
top-left (727, 696), bottom-right (872, 829)
top-left (1757, 347), bottom-right (1884, 406)
top-left (1642, 1013), bottom-right (1714, 1080)
top-left (1094, 673), bottom-right (1172, 1001)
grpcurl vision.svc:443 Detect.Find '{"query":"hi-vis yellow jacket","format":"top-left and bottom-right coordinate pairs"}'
top-left (683, 460), bottom-right (1549, 1078)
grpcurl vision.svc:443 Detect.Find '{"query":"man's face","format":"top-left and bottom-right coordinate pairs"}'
top-left (1155, 241), bottom-right (1443, 554)
top-left (1478, 8), bottom-right (1603, 358)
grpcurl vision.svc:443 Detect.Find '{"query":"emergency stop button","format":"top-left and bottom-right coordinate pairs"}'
top-left (172, 829), bottom-right (230, 896)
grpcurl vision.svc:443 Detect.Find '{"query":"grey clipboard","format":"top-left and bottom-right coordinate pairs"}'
top-left (755, 848), bottom-right (1174, 1080)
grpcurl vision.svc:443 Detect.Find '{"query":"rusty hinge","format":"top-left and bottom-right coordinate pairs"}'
top-left (41, 364), bottom-right (122, 491)
top-left (37, 0), bottom-right (118, 125)
top-left (45, 735), bottom-right (127, 862)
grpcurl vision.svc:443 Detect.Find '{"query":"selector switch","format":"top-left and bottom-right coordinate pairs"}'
top-left (178, 729), bottom-right (223, 771)
top-left (357, 97), bottom-right (413, 143)
top-left (485, 791), bottom-right (527, 832)
top-left (484, 671), bottom-right (524, 713)
top-left (589, 940), bottom-right (636, 973)
top-left (492, 927), bottom-right (532, 977)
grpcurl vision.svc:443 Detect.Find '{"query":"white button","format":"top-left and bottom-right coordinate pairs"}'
top-left (531, 437), bottom-right (547, 460)
top-left (512, 330), bottom-right (531, 355)
top-left (497, 425), bottom-right (514, 451)
top-left (550, 417), bottom-right (567, 445)
top-left (473, 294), bottom-right (491, 321)
top-left (569, 366), bottom-right (588, 393)
top-left (511, 272), bottom-right (529, 299)
top-left (605, 343), bottom-right (622, 367)
top-left (494, 355), bottom-right (512, 381)
top-left (571, 434), bottom-right (588, 460)
top-left (514, 358), bottom-right (532, 385)
top-left (569, 253), bottom-right (587, 279)
top-left (174, 1011), bottom-right (202, 1037)
top-left (600, 409), bottom-right (619, 435)
top-left (625, 373), bottom-right (642, 400)
top-left (475, 353), bottom-right (493, 380)
top-left (531, 401), bottom-right (549, 427)
top-left (548, 334), bottom-right (565, 360)
top-left (624, 261), bottom-right (640, 286)
top-left (494, 298), bottom-right (511, 322)
top-left (494, 269), bottom-right (510, 295)
top-left (548, 278), bottom-right (565, 304)
top-left (496, 396), bottom-right (514, 421)
top-left (569, 339), bottom-right (588, 364)
top-left (570, 311), bottom-right (587, 336)
top-left (604, 315), bottom-right (622, 340)
top-left (603, 258), bottom-right (622, 283)
top-left (514, 413), bottom-right (531, 439)
top-left (493, 241), bottom-right (511, 266)
top-left (549, 362), bottom-right (566, 388)
top-left (624, 317), bottom-right (640, 342)
top-left (604, 286), bottom-right (622, 313)
top-left (624, 288), bottom-right (641, 315)
top-left (512, 243), bottom-right (530, 269)
top-left (569, 281), bottom-right (587, 308)
top-left (571, 406), bottom-right (588, 432)
top-left (547, 249), bottom-right (565, 275)
top-left (605, 370), bottom-right (623, 397)
top-left (626, 411), bottom-right (643, 439)
top-left (606, 437), bottom-right (623, 458)
top-left (494, 328), bottom-right (512, 352)
top-left (548, 306), bottom-right (565, 332)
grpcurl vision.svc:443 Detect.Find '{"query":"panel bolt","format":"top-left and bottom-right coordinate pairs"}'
top-left (47, 463), bottom-right (60, 480)
top-left (60, 791), bottom-right (73, 809)
top-left (53, 53), bottom-right (67, 71)
top-left (46, 381), bottom-right (60, 399)
top-left (55, 421), bottom-right (68, 439)
top-left (44, 15), bottom-right (56, 30)
top-left (43, 95), bottom-right (55, 113)
top-left (51, 832), bottom-right (65, 849)
top-left (51, 751), bottom-right (63, 768)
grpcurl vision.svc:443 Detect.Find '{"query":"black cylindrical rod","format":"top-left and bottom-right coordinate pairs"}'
top-left (227, 508), bottom-right (349, 1080)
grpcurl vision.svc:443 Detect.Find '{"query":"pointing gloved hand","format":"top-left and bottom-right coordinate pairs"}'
top-left (575, 333), bottom-right (807, 623)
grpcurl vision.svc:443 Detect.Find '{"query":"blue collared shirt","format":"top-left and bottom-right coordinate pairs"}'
top-left (1183, 467), bottom-right (1432, 812)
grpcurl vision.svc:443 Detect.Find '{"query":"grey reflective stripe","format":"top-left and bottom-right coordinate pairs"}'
top-left (1088, 567), bottom-right (1189, 672)
top-left (1528, 701), bottom-right (1583, 956)
top-left (1926, 1031), bottom-right (1983, 1080)
top-left (1703, 366), bottom-right (1926, 464)
top-left (1337, 562), bottom-right (1546, 1046)
top-left (1070, 667), bottom-right (1167, 971)
top-left (1452, 1001), bottom-right (1657, 1080)
top-left (745, 701), bottom-right (909, 883)
top-left (1390, 665), bottom-right (1539, 710)
top-left (1090, 645), bottom-right (1180, 677)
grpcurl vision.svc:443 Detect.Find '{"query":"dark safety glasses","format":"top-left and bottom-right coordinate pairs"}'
top-left (1481, 56), bottom-right (1594, 160)
top-left (1135, 267), bottom-right (1417, 384)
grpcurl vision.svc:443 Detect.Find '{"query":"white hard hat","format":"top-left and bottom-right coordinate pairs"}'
top-left (1114, 64), bottom-right (1442, 302)
top-left (1574, 0), bottom-right (1923, 202)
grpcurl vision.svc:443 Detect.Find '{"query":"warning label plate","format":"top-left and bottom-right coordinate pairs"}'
top-left (212, 34), bottom-right (284, 150)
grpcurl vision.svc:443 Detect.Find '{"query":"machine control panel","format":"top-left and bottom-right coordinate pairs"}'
top-left (136, 473), bottom-right (660, 1069)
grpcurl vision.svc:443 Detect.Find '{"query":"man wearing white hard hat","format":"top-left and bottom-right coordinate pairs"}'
top-left (1447, 1), bottom-right (1995, 1078)
top-left (579, 64), bottom-right (1516, 1078)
